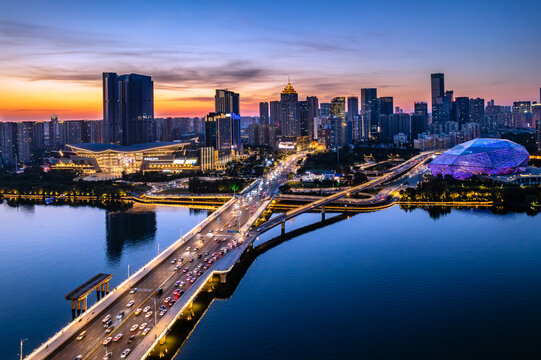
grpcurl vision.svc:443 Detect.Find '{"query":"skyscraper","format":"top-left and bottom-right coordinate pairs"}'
top-left (414, 102), bottom-right (428, 115)
top-left (102, 72), bottom-right (154, 145)
top-left (347, 97), bottom-right (359, 142)
top-left (431, 73), bottom-right (445, 124)
top-left (269, 100), bottom-right (281, 144)
top-left (306, 96), bottom-right (319, 139)
top-left (469, 98), bottom-right (485, 126)
top-left (319, 103), bottom-right (330, 117)
top-left (361, 88), bottom-right (378, 139)
top-left (297, 101), bottom-right (310, 137)
top-left (455, 97), bottom-right (470, 128)
top-left (330, 97), bottom-right (346, 120)
top-left (215, 89), bottom-right (240, 115)
top-left (378, 97), bottom-right (393, 116)
top-left (280, 82), bottom-right (299, 137)
top-left (259, 102), bottom-right (269, 124)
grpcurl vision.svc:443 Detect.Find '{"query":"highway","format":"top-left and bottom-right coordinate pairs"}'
top-left (32, 154), bottom-right (301, 360)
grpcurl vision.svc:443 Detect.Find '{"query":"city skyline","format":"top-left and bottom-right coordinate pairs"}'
top-left (1, 0), bottom-right (541, 121)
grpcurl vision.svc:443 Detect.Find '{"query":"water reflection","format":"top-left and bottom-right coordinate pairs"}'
top-left (105, 209), bottom-right (157, 264)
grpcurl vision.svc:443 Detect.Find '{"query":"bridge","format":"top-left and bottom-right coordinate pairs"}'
top-left (26, 152), bottom-right (431, 360)
top-left (256, 152), bottom-right (434, 234)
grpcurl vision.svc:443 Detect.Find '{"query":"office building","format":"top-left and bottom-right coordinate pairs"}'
top-left (469, 98), bottom-right (485, 126)
top-left (204, 112), bottom-right (241, 152)
top-left (215, 89), bottom-right (240, 115)
top-left (280, 82), bottom-right (299, 137)
top-left (259, 102), bottom-right (269, 125)
top-left (102, 72), bottom-right (154, 146)
top-left (513, 101), bottom-right (532, 128)
top-left (306, 96), bottom-right (319, 139)
top-left (319, 103), bottom-right (330, 117)
top-left (455, 97), bottom-right (470, 128)
top-left (361, 88), bottom-right (378, 139)
top-left (431, 73), bottom-right (451, 124)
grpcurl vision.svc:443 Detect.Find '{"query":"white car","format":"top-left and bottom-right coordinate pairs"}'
top-left (145, 311), bottom-right (153, 318)
top-left (139, 322), bottom-right (147, 330)
top-left (129, 288), bottom-right (137, 294)
top-left (126, 300), bottom-right (135, 307)
top-left (143, 306), bottom-right (150, 312)
top-left (102, 314), bottom-right (111, 323)
top-left (130, 324), bottom-right (139, 332)
top-left (121, 348), bottom-right (131, 358)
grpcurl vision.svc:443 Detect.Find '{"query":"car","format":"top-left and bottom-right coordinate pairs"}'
top-left (185, 247), bottom-right (191, 251)
top-left (175, 281), bottom-right (182, 287)
top-left (194, 247), bottom-right (199, 251)
top-left (159, 310), bottom-right (167, 316)
top-left (145, 311), bottom-right (152, 318)
top-left (159, 305), bottom-right (166, 311)
top-left (169, 300), bottom-right (176, 306)
top-left (139, 322), bottom-right (147, 330)
top-left (197, 253), bottom-right (202, 258)
top-left (164, 297), bottom-right (171, 303)
top-left (113, 333), bottom-right (123, 342)
top-left (143, 306), bottom-right (151, 312)
top-left (117, 311), bottom-right (124, 320)
top-left (129, 288), bottom-right (137, 294)
top-left (130, 324), bottom-right (139, 332)
top-left (189, 258), bottom-right (194, 262)
top-left (74, 356), bottom-right (83, 360)
top-left (156, 288), bottom-right (163, 295)
top-left (128, 335), bottom-right (136, 344)
top-left (142, 328), bottom-right (151, 336)
top-left (121, 349), bottom-right (131, 358)
top-left (102, 314), bottom-right (111, 323)
top-left (104, 319), bottom-right (113, 328)
top-left (103, 352), bottom-right (112, 360)
top-left (126, 300), bottom-right (135, 307)
top-left (105, 325), bottom-right (114, 334)
top-left (76, 331), bottom-right (86, 341)
top-left (135, 307), bottom-right (142, 315)
top-left (183, 268), bottom-right (189, 273)
top-left (102, 337), bottom-right (112, 345)
top-left (174, 265), bottom-right (180, 271)
top-left (170, 259), bottom-right (176, 264)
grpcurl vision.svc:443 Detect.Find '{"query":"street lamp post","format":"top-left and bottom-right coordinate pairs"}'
top-left (20, 338), bottom-right (28, 360)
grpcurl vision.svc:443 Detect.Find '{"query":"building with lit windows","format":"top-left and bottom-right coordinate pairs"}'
top-left (50, 142), bottom-right (197, 175)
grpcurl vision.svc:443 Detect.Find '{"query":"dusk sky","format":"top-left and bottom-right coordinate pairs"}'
top-left (1, 0), bottom-right (540, 121)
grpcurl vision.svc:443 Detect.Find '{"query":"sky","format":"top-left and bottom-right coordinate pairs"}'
top-left (0, 0), bottom-right (540, 121)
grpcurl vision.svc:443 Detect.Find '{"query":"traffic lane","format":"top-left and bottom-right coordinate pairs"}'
top-left (47, 203), bottom-right (242, 360)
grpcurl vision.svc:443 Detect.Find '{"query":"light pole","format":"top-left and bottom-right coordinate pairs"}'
top-left (19, 338), bottom-right (28, 360)
top-left (127, 264), bottom-right (130, 278)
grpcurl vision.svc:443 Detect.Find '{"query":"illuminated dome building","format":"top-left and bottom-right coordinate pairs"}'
top-left (429, 138), bottom-right (529, 180)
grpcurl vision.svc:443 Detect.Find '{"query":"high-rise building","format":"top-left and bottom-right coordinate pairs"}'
top-left (259, 102), bottom-right (269, 125)
top-left (17, 122), bottom-right (34, 164)
top-left (280, 82), bottom-right (299, 137)
top-left (306, 96), bottom-right (319, 139)
top-left (297, 101), bottom-right (310, 138)
top-left (455, 97), bottom-right (470, 128)
top-left (469, 98), bottom-right (485, 126)
top-left (330, 97), bottom-right (346, 120)
top-left (102, 72), bottom-right (154, 145)
top-left (269, 100), bottom-right (281, 145)
top-left (204, 112), bottom-right (241, 151)
top-left (414, 102), bottom-right (428, 115)
top-left (513, 101), bottom-right (532, 128)
top-left (215, 89), bottom-right (240, 115)
top-left (361, 88), bottom-right (378, 139)
top-left (431, 73), bottom-right (446, 124)
top-left (378, 97), bottom-right (393, 116)
top-left (0, 122), bottom-right (17, 167)
top-left (347, 97), bottom-right (359, 142)
top-left (319, 103), bottom-right (330, 117)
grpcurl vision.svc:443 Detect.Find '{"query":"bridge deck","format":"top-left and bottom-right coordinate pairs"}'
top-left (65, 273), bottom-right (112, 300)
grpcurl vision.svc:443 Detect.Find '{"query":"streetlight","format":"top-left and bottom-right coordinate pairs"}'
top-left (19, 338), bottom-right (28, 360)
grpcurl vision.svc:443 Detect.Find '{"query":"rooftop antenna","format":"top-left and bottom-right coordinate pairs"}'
top-left (288, 75), bottom-right (291, 83)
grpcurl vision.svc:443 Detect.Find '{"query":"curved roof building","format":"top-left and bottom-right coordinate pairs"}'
top-left (429, 138), bottom-right (529, 180)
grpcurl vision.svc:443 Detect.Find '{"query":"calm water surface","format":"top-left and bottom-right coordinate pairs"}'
top-left (1, 202), bottom-right (540, 359)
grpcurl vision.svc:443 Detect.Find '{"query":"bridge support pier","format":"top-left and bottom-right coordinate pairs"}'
top-left (76, 300), bottom-right (81, 316)
top-left (219, 273), bottom-right (227, 284)
top-left (281, 221), bottom-right (285, 236)
top-left (321, 205), bottom-right (325, 221)
top-left (71, 300), bottom-right (76, 319)
top-left (82, 297), bottom-right (87, 313)
top-left (105, 281), bottom-right (110, 294)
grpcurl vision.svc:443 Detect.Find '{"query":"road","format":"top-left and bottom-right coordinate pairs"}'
top-left (36, 154), bottom-right (301, 360)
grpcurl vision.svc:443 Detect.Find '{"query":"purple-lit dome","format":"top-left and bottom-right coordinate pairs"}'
top-left (429, 138), bottom-right (529, 180)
